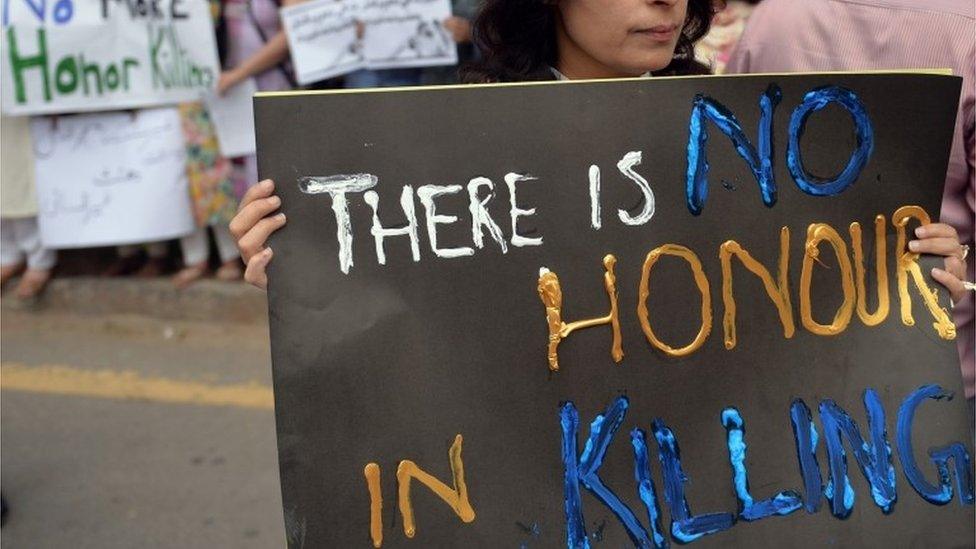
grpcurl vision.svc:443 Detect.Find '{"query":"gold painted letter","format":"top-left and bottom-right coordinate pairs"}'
top-left (800, 223), bottom-right (856, 335)
top-left (849, 216), bottom-right (890, 326)
top-left (397, 434), bottom-right (476, 539)
top-left (365, 463), bottom-right (383, 547)
top-left (537, 255), bottom-right (624, 371)
top-left (719, 227), bottom-right (794, 349)
top-left (892, 206), bottom-right (955, 339)
top-left (637, 244), bottom-right (712, 357)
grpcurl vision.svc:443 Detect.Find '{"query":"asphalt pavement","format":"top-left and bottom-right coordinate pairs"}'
top-left (1, 307), bottom-right (285, 548)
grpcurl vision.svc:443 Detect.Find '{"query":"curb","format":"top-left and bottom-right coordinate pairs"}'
top-left (1, 277), bottom-right (268, 325)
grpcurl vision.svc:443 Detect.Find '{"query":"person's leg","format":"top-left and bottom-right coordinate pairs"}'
top-left (212, 223), bottom-right (242, 281)
top-left (174, 227), bottom-right (209, 288)
top-left (12, 217), bottom-right (54, 299)
top-left (136, 241), bottom-right (170, 277)
top-left (1, 218), bottom-right (26, 285)
top-left (103, 244), bottom-right (143, 276)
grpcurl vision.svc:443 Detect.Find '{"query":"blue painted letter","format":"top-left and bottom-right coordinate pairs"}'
top-left (561, 398), bottom-right (656, 548)
top-left (787, 86), bottom-right (873, 197)
top-left (790, 399), bottom-right (823, 513)
top-left (685, 84), bottom-right (781, 215)
top-left (632, 429), bottom-right (669, 548)
top-left (897, 385), bottom-right (974, 506)
top-left (652, 418), bottom-right (735, 542)
top-left (722, 407), bottom-right (802, 521)
top-left (819, 389), bottom-right (897, 518)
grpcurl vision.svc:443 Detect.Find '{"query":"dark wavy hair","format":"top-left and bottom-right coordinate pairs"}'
top-left (461, 0), bottom-right (719, 83)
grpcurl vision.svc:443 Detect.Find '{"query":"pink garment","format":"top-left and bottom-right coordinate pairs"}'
top-left (726, 0), bottom-right (975, 397)
top-left (224, 0), bottom-right (292, 93)
top-left (223, 0), bottom-right (291, 190)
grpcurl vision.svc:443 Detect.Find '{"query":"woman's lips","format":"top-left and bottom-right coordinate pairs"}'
top-left (633, 24), bottom-right (678, 43)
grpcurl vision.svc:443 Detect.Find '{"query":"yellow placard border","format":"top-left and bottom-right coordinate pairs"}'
top-left (255, 68), bottom-right (954, 98)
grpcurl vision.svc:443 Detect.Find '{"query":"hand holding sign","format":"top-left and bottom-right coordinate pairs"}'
top-left (229, 179), bottom-right (286, 290)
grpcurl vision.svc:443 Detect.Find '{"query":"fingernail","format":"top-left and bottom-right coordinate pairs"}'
top-left (914, 226), bottom-right (925, 237)
top-left (261, 179), bottom-right (273, 190)
top-left (908, 240), bottom-right (919, 251)
top-left (265, 248), bottom-right (273, 257)
top-left (932, 267), bottom-right (944, 275)
top-left (277, 213), bottom-right (286, 221)
top-left (270, 196), bottom-right (281, 206)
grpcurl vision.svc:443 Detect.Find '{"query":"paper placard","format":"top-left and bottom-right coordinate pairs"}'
top-left (205, 77), bottom-right (258, 157)
top-left (32, 108), bottom-right (195, 248)
top-left (2, 0), bottom-right (220, 115)
top-left (281, 0), bottom-right (363, 85)
top-left (281, 0), bottom-right (456, 85)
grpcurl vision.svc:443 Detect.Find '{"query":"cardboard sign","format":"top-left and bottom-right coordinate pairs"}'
top-left (281, 0), bottom-right (456, 85)
top-left (32, 108), bottom-right (195, 247)
top-left (256, 73), bottom-right (974, 548)
top-left (1, 0), bottom-right (220, 115)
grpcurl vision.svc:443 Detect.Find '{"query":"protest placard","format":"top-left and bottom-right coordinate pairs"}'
top-left (1, 0), bottom-right (219, 115)
top-left (204, 77), bottom-right (257, 157)
top-left (256, 72), bottom-right (974, 547)
top-left (281, 0), bottom-right (363, 85)
top-left (281, 0), bottom-right (456, 85)
top-left (32, 107), bottom-right (195, 247)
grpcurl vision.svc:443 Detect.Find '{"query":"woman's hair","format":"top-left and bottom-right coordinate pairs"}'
top-left (461, 0), bottom-right (719, 83)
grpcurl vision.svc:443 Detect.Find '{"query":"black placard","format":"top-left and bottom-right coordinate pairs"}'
top-left (256, 73), bottom-right (974, 548)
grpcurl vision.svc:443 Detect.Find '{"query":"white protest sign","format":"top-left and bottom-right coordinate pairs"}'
top-left (1, 0), bottom-right (220, 115)
top-left (281, 0), bottom-right (456, 84)
top-left (31, 107), bottom-right (195, 248)
top-left (281, 0), bottom-right (362, 85)
top-left (359, 0), bottom-right (456, 70)
top-left (204, 77), bottom-right (257, 157)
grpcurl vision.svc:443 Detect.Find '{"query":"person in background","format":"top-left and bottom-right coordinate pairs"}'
top-left (172, 103), bottom-right (242, 287)
top-left (347, 0), bottom-right (482, 89)
top-left (215, 0), bottom-right (298, 187)
top-left (0, 115), bottom-right (56, 299)
top-left (693, 0), bottom-right (758, 74)
top-left (420, 0), bottom-right (481, 85)
top-left (725, 0), bottom-right (975, 400)
top-left (172, 1), bottom-right (247, 287)
top-left (103, 243), bottom-right (171, 277)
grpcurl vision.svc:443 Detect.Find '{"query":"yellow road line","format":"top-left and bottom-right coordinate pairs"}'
top-left (0, 363), bottom-right (274, 410)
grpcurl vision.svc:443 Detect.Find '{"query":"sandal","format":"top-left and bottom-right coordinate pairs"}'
top-left (172, 262), bottom-right (208, 289)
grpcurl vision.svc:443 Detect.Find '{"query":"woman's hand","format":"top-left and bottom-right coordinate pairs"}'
top-left (442, 16), bottom-right (472, 43)
top-left (230, 179), bottom-right (288, 290)
top-left (909, 223), bottom-right (970, 304)
top-left (217, 69), bottom-right (245, 96)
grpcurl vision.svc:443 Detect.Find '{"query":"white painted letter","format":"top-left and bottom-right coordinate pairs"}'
top-left (417, 185), bottom-right (475, 259)
top-left (505, 172), bottom-right (543, 248)
top-left (364, 185), bottom-right (421, 265)
top-left (616, 151), bottom-right (655, 226)
top-left (298, 173), bottom-right (377, 274)
top-left (467, 177), bottom-right (508, 253)
top-left (589, 164), bottom-right (601, 230)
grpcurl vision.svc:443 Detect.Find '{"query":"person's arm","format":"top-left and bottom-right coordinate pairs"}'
top-left (217, 0), bottom-right (305, 94)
